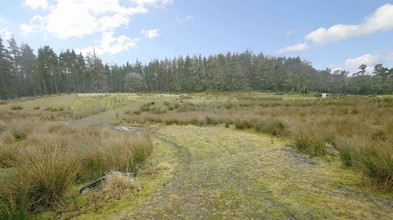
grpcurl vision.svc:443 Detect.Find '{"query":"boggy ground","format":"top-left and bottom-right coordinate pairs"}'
top-left (117, 125), bottom-right (393, 219)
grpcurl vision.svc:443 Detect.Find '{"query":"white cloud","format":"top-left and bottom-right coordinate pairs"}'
top-left (345, 54), bottom-right (380, 73)
top-left (387, 52), bottom-right (393, 61)
top-left (345, 54), bottom-right (379, 67)
top-left (0, 28), bottom-right (12, 39)
top-left (278, 3), bottom-right (393, 53)
top-left (285, 31), bottom-right (292, 37)
top-left (176, 14), bottom-right (194, 23)
top-left (305, 3), bottom-right (393, 44)
top-left (20, 0), bottom-right (168, 39)
top-left (141, 29), bottom-right (160, 39)
top-left (48, 0), bottom-right (148, 39)
top-left (331, 67), bottom-right (345, 73)
top-left (75, 32), bottom-right (140, 56)
top-left (278, 42), bottom-right (310, 53)
top-left (134, 0), bottom-right (173, 8)
top-left (20, 15), bottom-right (46, 34)
top-left (23, 0), bottom-right (48, 10)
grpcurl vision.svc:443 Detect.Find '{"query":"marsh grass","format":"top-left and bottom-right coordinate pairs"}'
top-left (10, 105), bottom-right (23, 110)
top-left (293, 130), bottom-right (327, 157)
top-left (120, 95), bottom-right (393, 189)
top-left (95, 171), bottom-right (138, 201)
top-left (17, 146), bottom-right (81, 213)
top-left (0, 114), bottom-right (152, 217)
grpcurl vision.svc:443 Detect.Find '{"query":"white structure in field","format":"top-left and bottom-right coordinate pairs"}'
top-left (322, 93), bottom-right (327, 98)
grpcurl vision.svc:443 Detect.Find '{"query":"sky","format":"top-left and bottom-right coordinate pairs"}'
top-left (1, 0), bottom-right (393, 73)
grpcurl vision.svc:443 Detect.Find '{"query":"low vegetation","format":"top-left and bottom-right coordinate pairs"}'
top-left (119, 94), bottom-right (393, 189)
top-left (0, 112), bottom-right (152, 218)
top-left (1, 92), bottom-right (393, 218)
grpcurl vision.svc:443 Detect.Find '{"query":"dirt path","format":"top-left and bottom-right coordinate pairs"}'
top-left (118, 126), bottom-right (393, 219)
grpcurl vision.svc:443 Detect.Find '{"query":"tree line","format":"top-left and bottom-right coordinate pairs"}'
top-left (1, 35), bottom-right (393, 99)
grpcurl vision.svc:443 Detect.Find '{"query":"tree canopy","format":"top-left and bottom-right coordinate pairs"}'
top-left (0, 35), bottom-right (392, 99)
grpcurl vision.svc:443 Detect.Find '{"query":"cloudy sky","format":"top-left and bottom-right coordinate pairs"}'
top-left (1, 0), bottom-right (393, 73)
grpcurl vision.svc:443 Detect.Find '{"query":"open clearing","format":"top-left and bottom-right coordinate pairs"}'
top-left (1, 93), bottom-right (393, 219)
top-left (113, 126), bottom-right (392, 220)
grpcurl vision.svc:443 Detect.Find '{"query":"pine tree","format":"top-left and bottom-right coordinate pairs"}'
top-left (19, 43), bottom-right (36, 96)
top-left (86, 50), bottom-right (108, 92)
top-left (0, 37), bottom-right (12, 98)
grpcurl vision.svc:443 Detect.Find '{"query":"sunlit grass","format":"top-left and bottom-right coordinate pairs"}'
top-left (119, 94), bottom-right (393, 188)
top-left (0, 113), bottom-right (152, 217)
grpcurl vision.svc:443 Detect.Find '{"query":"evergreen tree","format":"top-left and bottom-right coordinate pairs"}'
top-left (0, 36), bottom-right (12, 98)
top-left (86, 51), bottom-right (108, 92)
top-left (7, 36), bottom-right (22, 97)
top-left (36, 46), bottom-right (59, 94)
top-left (19, 43), bottom-right (37, 96)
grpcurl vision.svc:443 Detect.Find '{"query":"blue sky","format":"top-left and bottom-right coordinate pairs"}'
top-left (1, 0), bottom-right (393, 73)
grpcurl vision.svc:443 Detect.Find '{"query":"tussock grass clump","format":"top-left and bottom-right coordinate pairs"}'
top-left (10, 105), bottom-right (23, 110)
top-left (337, 137), bottom-right (393, 189)
top-left (16, 146), bottom-right (81, 212)
top-left (255, 119), bottom-right (287, 136)
top-left (95, 171), bottom-right (138, 201)
top-left (0, 115), bottom-right (153, 216)
top-left (80, 132), bottom-right (152, 179)
top-left (44, 106), bottom-right (64, 112)
top-left (293, 129), bottom-right (327, 157)
top-left (234, 120), bottom-right (249, 130)
top-left (358, 147), bottom-right (393, 187)
top-left (0, 172), bottom-right (29, 220)
top-left (0, 142), bottom-right (19, 168)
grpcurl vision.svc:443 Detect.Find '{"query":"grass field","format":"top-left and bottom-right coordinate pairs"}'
top-left (1, 92), bottom-right (393, 219)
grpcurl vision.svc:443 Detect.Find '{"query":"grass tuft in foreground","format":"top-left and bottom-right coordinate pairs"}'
top-left (0, 114), bottom-right (152, 217)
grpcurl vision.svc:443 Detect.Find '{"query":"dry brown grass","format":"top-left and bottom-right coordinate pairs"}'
top-left (120, 95), bottom-right (393, 188)
top-left (0, 113), bottom-right (152, 217)
top-left (95, 171), bottom-right (138, 201)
